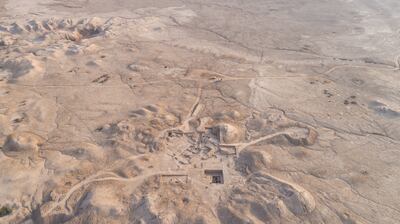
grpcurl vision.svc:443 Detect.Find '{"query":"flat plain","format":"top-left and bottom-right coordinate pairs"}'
top-left (0, 0), bottom-right (400, 223)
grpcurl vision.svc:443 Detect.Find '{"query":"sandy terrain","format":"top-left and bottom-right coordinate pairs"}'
top-left (1, 0), bottom-right (400, 223)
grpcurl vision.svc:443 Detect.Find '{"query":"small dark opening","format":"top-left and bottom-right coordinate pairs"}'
top-left (205, 170), bottom-right (224, 184)
top-left (212, 175), bottom-right (222, 184)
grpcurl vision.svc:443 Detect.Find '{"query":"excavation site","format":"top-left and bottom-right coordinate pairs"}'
top-left (0, 0), bottom-right (400, 223)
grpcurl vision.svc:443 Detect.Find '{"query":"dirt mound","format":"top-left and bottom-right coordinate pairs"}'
top-left (1, 17), bottom-right (108, 42)
top-left (0, 56), bottom-right (44, 82)
top-left (96, 105), bottom-right (180, 154)
top-left (2, 132), bottom-right (44, 159)
top-left (130, 180), bottom-right (218, 224)
top-left (219, 172), bottom-right (315, 224)
top-left (208, 123), bottom-right (242, 144)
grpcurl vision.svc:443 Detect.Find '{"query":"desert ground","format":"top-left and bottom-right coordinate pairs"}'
top-left (0, 0), bottom-right (400, 223)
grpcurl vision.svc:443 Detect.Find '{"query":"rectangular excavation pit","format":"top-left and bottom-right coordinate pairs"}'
top-left (160, 174), bottom-right (188, 184)
top-left (204, 169), bottom-right (224, 184)
top-left (219, 145), bottom-right (237, 156)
